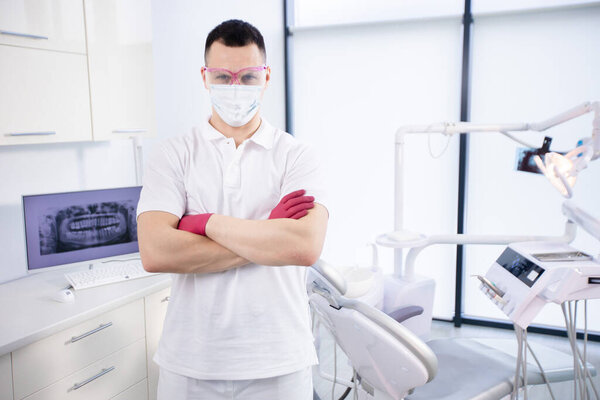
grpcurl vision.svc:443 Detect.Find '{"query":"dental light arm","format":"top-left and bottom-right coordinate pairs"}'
top-left (388, 102), bottom-right (600, 277)
top-left (529, 102), bottom-right (599, 134)
top-left (394, 102), bottom-right (599, 139)
top-left (395, 101), bottom-right (600, 224)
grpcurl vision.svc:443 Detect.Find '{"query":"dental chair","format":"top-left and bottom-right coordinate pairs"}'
top-left (308, 261), bottom-right (596, 400)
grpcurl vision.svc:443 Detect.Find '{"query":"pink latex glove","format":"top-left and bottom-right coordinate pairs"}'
top-left (177, 213), bottom-right (213, 236)
top-left (269, 189), bottom-right (314, 220)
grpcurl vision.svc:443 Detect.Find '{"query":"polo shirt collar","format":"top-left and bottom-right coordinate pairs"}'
top-left (202, 117), bottom-right (275, 150)
top-left (202, 118), bottom-right (226, 141)
top-left (248, 119), bottom-right (275, 150)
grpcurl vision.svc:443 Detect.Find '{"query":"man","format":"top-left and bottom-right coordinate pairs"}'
top-left (137, 19), bottom-right (329, 399)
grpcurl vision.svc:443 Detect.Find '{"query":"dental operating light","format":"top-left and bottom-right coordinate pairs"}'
top-left (533, 102), bottom-right (599, 198)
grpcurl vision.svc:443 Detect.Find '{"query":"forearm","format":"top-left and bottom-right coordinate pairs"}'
top-left (205, 209), bottom-right (325, 267)
top-left (138, 213), bottom-right (249, 274)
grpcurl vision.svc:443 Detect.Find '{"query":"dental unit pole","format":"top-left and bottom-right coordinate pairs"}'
top-left (380, 101), bottom-right (599, 339)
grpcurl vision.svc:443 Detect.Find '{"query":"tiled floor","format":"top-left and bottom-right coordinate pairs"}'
top-left (313, 320), bottom-right (600, 400)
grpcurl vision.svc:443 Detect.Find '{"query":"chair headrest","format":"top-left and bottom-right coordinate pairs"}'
top-left (310, 259), bottom-right (348, 296)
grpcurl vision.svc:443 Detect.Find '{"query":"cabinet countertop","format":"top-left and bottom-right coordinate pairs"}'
top-left (0, 268), bottom-right (171, 355)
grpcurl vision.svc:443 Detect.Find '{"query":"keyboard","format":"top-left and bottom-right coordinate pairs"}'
top-left (65, 259), bottom-right (155, 290)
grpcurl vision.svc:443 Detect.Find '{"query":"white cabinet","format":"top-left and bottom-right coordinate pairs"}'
top-left (0, 352), bottom-right (13, 400)
top-left (0, 0), bottom-right (86, 53)
top-left (12, 299), bottom-right (145, 399)
top-left (84, 0), bottom-right (156, 141)
top-left (1, 282), bottom-right (171, 400)
top-left (144, 286), bottom-right (171, 400)
top-left (0, 0), bottom-right (155, 146)
top-left (111, 379), bottom-right (148, 400)
top-left (22, 338), bottom-right (147, 400)
top-left (0, 45), bottom-right (93, 146)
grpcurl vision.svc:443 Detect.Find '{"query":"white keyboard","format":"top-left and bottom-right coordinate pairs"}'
top-left (65, 260), bottom-right (155, 290)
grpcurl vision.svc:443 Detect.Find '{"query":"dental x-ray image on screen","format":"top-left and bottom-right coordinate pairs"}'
top-left (23, 186), bottom-right (142, 271)
top-left (38, 200), bottom-right (137, 254)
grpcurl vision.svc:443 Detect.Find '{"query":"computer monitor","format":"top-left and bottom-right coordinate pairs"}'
top-left (23, 186), bottom-right (142, 272)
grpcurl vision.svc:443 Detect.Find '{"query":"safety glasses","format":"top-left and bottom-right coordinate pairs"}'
top-left (202, 65), bottom-right (268, 86)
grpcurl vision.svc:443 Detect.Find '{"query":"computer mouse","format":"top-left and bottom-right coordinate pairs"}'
top-left (52, 288), bottom-right (75, 303)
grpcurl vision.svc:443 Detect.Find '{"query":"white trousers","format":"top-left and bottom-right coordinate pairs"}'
top-left (156, 366), bottom-right (313, 400)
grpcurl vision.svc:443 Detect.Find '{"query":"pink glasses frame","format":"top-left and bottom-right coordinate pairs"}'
top-left (201, 65), bottom-right (268, 85)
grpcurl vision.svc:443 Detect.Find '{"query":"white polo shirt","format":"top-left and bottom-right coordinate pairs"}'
top-left (137, 117), bottom-right (327, 380)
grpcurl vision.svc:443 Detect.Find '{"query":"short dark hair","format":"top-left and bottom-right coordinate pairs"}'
top-left (204, 19), bottom-right (266, 64)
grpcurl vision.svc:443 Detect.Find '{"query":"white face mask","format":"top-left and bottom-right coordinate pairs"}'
top-left (209, 84), bottom-right (263, 127)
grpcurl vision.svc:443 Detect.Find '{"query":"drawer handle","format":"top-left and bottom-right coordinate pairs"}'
top-left (0, 29), bottom-right (49, 40)
top-left (6, 131), bottom-right (56, 137)
top-left (69, 366), bottom-right (115, 391)
top-left (161, 296), bottom-right (170, 303)
top-left (69, 322), bottom-right (113, 343)
top-left (112, 129), bottom-right (148, 134)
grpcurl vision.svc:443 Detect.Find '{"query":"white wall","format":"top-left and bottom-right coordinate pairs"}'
top-left (291, 19), bottom-right (463, 319)
top-left (463, 5), bottom-right (600, 329)
top-left (0, 0), bottom-right (285, 284)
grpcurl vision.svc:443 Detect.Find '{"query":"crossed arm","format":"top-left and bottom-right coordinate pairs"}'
top-left (137, 200), bottom-right (328, 274)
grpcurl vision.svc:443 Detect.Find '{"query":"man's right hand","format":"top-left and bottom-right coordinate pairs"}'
top-left (177, 213), bottom-right (213, 236)
top-left (269, 189), bottom-right (314, 220)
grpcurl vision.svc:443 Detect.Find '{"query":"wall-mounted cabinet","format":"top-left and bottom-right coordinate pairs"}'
top-left (0, 45), bottom-right (93, 146)
top-left (85, 0), bottom-right (156, 141)
top-left (0, 0), bottom-right (86, 53)
top-left (0, 0), bottom-right (156, 147)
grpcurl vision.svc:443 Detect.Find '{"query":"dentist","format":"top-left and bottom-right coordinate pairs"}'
top-left (137, 19), bottom-right (328, 400)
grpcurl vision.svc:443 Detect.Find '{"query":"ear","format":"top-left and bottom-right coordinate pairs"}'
top-left (260, 66), bottom-right (271, 99)
top-left (201, 67), bottom-right (209, 90)
top-left (265, 66), bottom-right (271, 88)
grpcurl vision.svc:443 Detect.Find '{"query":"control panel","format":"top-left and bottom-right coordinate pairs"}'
top-left (476, 242), bottom-right (600, 329)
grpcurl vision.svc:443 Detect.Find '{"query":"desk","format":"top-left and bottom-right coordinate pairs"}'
top-left (0, 269), bottom-right (171, 400)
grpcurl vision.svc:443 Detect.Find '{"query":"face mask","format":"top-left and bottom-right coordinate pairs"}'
top-left (209, 84), bottom-right (263, 127)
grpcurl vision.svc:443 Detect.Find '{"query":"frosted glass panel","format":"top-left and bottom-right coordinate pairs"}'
top-left (292, 19), bottom-right (462, 319)
top-left (293, 0), bottom-right (462, 28)
top-left (464, 6), bottom-right (600, 330)
top-left (473, 0), bottom-right (600, 15)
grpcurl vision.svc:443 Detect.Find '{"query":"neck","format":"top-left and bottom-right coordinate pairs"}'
top-left (209, 111), bottom-right (262, 147)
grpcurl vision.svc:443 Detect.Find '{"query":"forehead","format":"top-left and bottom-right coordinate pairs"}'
top-left (205, 41), bottom-right (264, 70)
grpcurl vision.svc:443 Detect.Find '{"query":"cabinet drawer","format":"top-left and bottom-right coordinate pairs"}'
top-left (13, 299), bottom-right (145, 400)
top-left (0, 45), bottom-right (92, 146)
top-left (85, 0), bottom-right (156, 141)
top-left (110, 379), bottom-right (148, 400)
top-left (0, 353), bottom-right (13, 400)
top-left (23, 338), bottom-right (147, 400)
top-left (0, 0), bottom-right (86, 53)
top-left (145, 286), bottom-right (171, 400)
